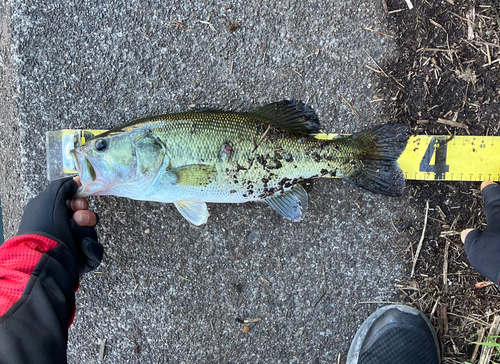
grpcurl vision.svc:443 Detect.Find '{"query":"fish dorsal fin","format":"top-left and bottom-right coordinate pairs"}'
top-left (264, 184), bottom-right (309, 221)
top-left (174, 200), bottom-right (209, 226)
top-left (168, 164), bottom-right (217, 186)
top-left (252, 100), bottom-right (321, 136)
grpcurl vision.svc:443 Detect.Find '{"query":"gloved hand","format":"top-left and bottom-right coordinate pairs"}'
top-left (462, 181), bottom-right (500, 285)
top-left (17, 177), bottom-right (103, 275)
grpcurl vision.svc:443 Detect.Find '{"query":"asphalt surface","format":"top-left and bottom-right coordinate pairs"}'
top-left (0, 0), bottom-right (419, 363)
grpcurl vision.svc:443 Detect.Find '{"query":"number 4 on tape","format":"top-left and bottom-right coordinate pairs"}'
top-left (398, 136), bottom-right (500, 181)
top-left (418, 137), bottom-right (450, 179)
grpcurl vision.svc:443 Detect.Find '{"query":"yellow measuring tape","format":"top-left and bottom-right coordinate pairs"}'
top-left (60, 130), bottom-right (500, 181)
top-left (399, 135), bottom-right (500, 181)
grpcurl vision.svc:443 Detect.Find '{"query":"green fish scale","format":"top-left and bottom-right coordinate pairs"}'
top-left (137, 112), bottom-right (359, 203)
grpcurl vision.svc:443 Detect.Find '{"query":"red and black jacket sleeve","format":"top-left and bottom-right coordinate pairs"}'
top-left (0, 234), bottom-right (79, 364)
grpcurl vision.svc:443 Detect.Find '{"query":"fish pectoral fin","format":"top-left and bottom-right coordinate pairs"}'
top-left (169, 164), bottom-right (217, 186)
top-left (174, 200), bottom-right (209, 226)
top-left (252, 100), bottom-right (321, 136)
top-left (264, 184), bottom-right (309, 221)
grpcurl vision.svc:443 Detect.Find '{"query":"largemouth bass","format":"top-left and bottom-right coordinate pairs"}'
top-left (71, 100), bottom-right (408, 225)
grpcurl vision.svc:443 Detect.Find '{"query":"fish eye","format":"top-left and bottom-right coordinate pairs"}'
top-left (95, 138), bottom-right (108, 152)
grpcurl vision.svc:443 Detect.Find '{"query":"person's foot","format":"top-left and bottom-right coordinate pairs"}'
top-left (346, 305), bottom-right (440, 364)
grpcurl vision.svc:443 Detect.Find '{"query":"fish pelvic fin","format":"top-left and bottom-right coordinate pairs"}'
top-left (174, 200), bottom-right (209, 226)
top-left (252, 100), bottom-right (321, 136)
top-left (342, 123), bottom-right (408, 197)
top-left (264, 184), bottom-right (309, 221)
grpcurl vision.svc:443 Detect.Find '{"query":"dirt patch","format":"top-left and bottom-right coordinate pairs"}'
top-left (375, 0), bottom-right (500, 362)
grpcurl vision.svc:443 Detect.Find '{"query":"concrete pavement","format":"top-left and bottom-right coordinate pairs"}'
top-left (0, 1), bottom-right (418, 362)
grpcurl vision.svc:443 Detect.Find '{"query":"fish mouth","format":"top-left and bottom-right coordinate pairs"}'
top-left (70, 149), bottom-right (97, 197)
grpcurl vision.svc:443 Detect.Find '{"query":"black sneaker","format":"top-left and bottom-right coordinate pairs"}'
top-left (346, 305), bottom-right (440, 364)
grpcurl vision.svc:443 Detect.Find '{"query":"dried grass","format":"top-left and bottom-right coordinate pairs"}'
top-left (382, 0), bottom-right (500, 362)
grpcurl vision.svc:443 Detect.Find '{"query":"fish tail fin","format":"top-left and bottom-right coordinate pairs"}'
top-left (341, 123), bottom-right (408, 197)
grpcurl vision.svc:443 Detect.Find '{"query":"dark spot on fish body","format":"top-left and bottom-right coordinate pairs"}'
top-left (317, 140), bottom-right (328, 150)
top-left (278, 177), bottom-right (294, 189)
top-left (313, 153), bottom-right (321, 163)
top-left (275, 153), bottom-right (283, 160)
top-left (247, 158), bottom-right (255, 170)
top-left (256, 155), bottom-right (267, 168)
top-left (330, 170), bottom-right (337, 177)
top-left (220, 142), bottom-right (233, 161)
top-left (284, 153), bottom-right (294, 162)
top-left (230, 190), bottom-right (237, 194)
top-left (236, 164), bottom-right (247, 171)
top-left (278, 177), bottom-right (291, 187)
top-left (267, 159), bottom-right (283, 170)
top-left (261, 177), bottom-right (268, 184)
top-left (243, 193), bottom-right (248, 198)
top-left (248, 189), bottom-right (254, 195)
top-left (320, 169), bottom-right (328, 176)
top-left (258, 189), bottom-right (275, 199)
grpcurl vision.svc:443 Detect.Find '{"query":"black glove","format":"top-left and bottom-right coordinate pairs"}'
top-left (464, 183), bottom-right (500, 285)
top-left (17, 177), bottom-right (103, 275)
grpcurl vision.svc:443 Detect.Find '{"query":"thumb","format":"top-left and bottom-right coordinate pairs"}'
top-left (463, 228), bottom-right (500, 285)
top-left (482, 183), bottom-right (500, 231)
top-left (53, 178), bottom-right (79, 210)
top-left (80, 237), bottom-right (104, 274)
top-left (463, 229), bottom-right (482, 256)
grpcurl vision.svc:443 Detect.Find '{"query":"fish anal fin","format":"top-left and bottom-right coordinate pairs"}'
top-left (252, 100), bottom-right (321, 136)
top-left (264, 184), bottom-right (309, 221)
top-left (169, 164), bottom-right (217, 186)
top-left (174, 200), bottom-right (209, 226)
